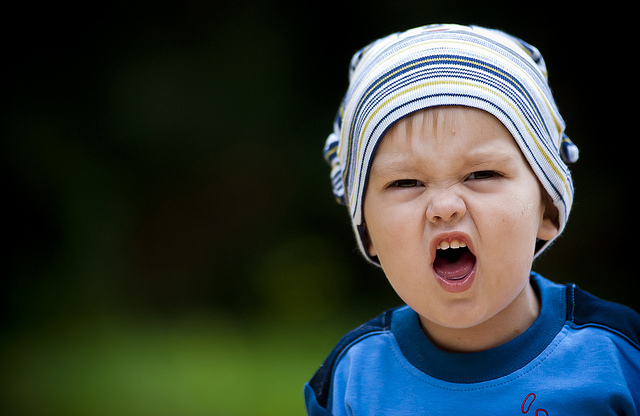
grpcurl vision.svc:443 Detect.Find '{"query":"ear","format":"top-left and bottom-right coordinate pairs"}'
top-left (361, 223), bottom-right (378, 257)
top-left (537, 192), bottom-right (560, 241)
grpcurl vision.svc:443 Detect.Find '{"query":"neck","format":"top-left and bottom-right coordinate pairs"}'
top-left (419, 282), bottom-right (540, 353)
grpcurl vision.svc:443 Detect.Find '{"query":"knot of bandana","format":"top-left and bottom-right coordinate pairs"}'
top-left (323, 111), bottom-right (346, 205)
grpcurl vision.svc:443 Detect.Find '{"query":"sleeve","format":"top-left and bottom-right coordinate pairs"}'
top-left (567, 283), bottom-right (640, 412)
top-left (304, 382), bottom-right (334, 416)
top-left (303, 310), bottom-right (392, 415)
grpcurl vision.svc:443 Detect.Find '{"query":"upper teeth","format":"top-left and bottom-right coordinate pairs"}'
top-left (437, 239), bottom-right (466, 250)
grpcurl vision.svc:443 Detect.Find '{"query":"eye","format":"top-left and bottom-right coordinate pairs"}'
top-left (467, 170), bottom-right (502, 181)
top-left (391, 179), bottom-right (422, 188)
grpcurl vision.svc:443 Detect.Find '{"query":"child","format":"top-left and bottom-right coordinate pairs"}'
top-left (305, 24), bottom-right (640, 415)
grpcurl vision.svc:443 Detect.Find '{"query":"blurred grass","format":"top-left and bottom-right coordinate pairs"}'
top-left (0, 315), bottom-right (349, 416)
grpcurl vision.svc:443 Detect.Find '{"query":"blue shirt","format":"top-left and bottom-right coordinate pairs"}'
top-left (305, 274), bottom-right (640, 415)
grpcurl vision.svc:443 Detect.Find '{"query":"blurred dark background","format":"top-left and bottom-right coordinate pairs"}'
top-left (1, 1), bottom-right (637, 414)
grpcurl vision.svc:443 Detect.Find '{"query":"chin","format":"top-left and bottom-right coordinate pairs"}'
top-left (417, 301), bottom-right (494, 330)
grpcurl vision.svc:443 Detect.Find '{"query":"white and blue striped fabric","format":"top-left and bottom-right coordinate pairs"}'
top-left (324, 24), bottom-right (578, 263)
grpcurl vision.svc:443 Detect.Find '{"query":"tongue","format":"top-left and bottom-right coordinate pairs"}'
top-left (433, 250), bottom-right (476, 280)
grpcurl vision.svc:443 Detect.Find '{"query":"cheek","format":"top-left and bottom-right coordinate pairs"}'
top-left (366, 203), bottom-right (427, 262)
top-left (371, 213), bottom-right (418, 254)
top-left (477, 193), bottom-right (542, 259)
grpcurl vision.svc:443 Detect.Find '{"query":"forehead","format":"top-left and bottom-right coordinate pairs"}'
top-left (371, 106), bottom-right (523, 171)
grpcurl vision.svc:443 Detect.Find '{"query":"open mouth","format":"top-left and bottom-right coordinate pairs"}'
top-left (433, 239), bottom-right (476, 281)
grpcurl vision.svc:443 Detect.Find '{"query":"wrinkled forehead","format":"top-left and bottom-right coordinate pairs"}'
top-left (379, 106), bottom-right (510, 147)
top-left (370, 106), bottom-right (525, 175)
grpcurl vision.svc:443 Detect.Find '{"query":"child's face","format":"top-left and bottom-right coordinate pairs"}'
top-left (363, 106), bottom-right (559, 349)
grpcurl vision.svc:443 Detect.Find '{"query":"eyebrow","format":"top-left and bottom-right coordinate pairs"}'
top-left (369, 157), bottom-right (420, 178)
top-left (463, 149), bottom-right (519, 168)
top-left (369, 148), bottom-right (520, 177)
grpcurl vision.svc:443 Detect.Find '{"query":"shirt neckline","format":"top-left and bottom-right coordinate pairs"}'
top-left (390, 273), bottom-right (566, 383)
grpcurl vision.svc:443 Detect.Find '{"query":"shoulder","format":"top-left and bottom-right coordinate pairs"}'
top-left (305, 308), bottom-right (395, 413)
top-left (565, 282), bottom-right (640, 348)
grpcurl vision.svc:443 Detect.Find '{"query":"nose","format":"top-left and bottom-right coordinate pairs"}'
top-left (426, 188), bottom-right (466, 224)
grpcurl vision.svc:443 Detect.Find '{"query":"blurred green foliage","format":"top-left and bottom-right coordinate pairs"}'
top-left (2, 314), bottom-right (356, 415)
top-left (1, 1), bottom-right (637, 414)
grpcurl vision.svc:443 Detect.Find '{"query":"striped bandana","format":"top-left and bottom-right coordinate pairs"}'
top-left (323, 24), bottom-right (578, 264)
